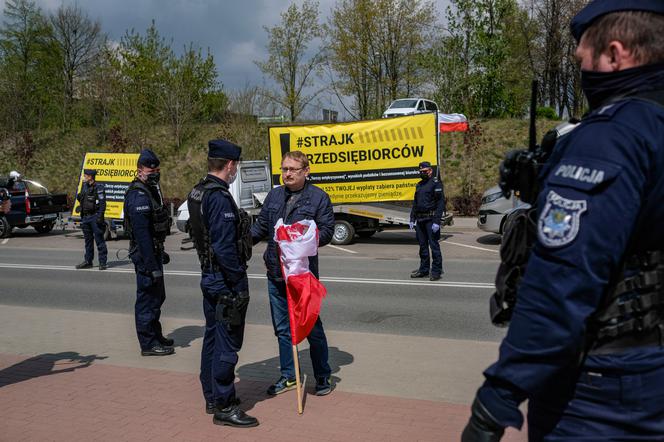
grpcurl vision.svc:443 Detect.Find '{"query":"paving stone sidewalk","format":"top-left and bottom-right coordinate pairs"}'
top-left (0, 305), bottom-right (526, 441)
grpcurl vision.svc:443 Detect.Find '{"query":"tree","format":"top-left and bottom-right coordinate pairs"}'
top-left (422, 0), bottom-right (534, 118)
top-left (0, 0), bottom-right (58, 133)
top-left (0, 0), bottom-right (60, 170)
top-left (256, 0), bottom-right (325, 121)
top-left (160, 44), bottom-right (220, 148)
top-left (326, 0), bottom-right (437, 119)
top-left (49, 3), bottom-right (103, 130)
top-left (110, 21), bottom-right (171, 146)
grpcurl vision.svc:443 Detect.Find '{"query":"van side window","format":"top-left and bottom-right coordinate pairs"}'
top-left (425, 101), bottom-right (438, 111)
top-left (417, 100), bottom-right (425, 110)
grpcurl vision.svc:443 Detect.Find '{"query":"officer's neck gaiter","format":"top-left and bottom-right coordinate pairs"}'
top-left (581, 62), bottom-right (664, 111)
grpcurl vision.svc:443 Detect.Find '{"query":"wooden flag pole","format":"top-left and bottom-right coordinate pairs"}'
top-left (292, 344), bottom-right (303, 414)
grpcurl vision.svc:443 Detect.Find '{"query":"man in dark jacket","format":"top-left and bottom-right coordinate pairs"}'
top-left (251, 150), bottom-right (335, 397)
top-left (75, 169), bottom-right (108, 270)
top-left (462, 2), bottom-right (664, 441)
top-left (188, 140), bottom-right (258, 427)
top-left (124, 149), bottom-right (174, 357)
top-left (409, 161), bottom-right (445, 280)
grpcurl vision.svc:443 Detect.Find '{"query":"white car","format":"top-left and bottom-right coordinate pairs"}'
top-left (382, 98), bottom-right (439, 118)
top-left (477, 186), bottom-right (517, 234)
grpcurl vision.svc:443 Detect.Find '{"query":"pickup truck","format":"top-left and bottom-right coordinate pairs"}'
top-left (0, 176), bottom-right (69, 238)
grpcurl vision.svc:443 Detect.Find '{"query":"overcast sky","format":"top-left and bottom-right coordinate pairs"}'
top-left (7, 0), bottom-right (450, 117)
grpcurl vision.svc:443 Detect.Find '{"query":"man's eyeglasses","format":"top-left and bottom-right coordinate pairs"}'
top-left (280, 167), bottom-right (304, 173)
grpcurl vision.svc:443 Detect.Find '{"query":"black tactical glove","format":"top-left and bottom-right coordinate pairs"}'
top-left (461, 397), bottom-right (505, 442)
top-left (161, 251), bottom-right (170, 265)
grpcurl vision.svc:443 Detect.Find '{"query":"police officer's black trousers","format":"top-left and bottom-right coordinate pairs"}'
top-left (415, 218), bottom-right (442, 276)
top-left (528, 364), bottom-right (664, 440)
top-left (81, 215), bottom-right (107, 265)
top-left (199, 289), bottom-right (246, 408)
top-left (134, 269), bottom-right (166, 351)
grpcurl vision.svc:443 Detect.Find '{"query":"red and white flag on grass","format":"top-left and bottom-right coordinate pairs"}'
top-left (275, 219), bottom-right (328, 345)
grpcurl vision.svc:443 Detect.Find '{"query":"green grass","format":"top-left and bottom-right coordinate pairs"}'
top-left (0, 118), bottom-right (562, 208)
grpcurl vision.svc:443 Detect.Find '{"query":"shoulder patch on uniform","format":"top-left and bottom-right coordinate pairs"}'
top-left (223, 212), bottom-right (236, 220)
top-left (134, 205), bottom-right (150, 212)
top-left (538, 190), bottom-right (587, 248)
top-left (548, 157), bottom-right (621, 192)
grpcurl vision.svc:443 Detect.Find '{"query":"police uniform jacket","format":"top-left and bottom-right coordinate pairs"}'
top-left (251, 181), bottom-right (334, 281)
top-left (199, 174), bottom-right (248, 294)
top-left (410, 176), bottom-right (445, 222)
top-left (125, 183), bottom-right (161, 274)
top-left (78, 182), bottom-right (106, 218)
top-left (478, 70), bottom-right (664, 428)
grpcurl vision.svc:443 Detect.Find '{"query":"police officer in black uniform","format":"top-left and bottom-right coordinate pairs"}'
top-left (187, 140), bottom-right (258, 427)
top-left (75, 169), bottom-right (108, 270)
top-left (0, 187), bottom-right (10, 214)
top-left (410, 161), bottom-right (445, 281)
top-left (462, 2), bottom-right (664, 441)
top-left (124, 149), bottom-right (174, 356)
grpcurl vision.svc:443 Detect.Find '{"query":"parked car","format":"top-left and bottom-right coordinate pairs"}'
top-left (477, 185), bottom-right (517, 234)
top-left (0, 173), bottom-right (69, 238)
top-left (382, 98), bottom-right (439, 118)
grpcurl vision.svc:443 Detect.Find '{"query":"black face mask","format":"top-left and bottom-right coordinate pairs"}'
top-left (145, 172), bottom-right (160, 186)
top-left (419, 171), bottom-right (429, 180)
top-left (581, 63), bottom-right (664, 111)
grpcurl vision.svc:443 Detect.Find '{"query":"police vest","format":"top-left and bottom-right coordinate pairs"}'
top-left (80, 184), bottom-right (98, 215)
top-left (492, 89), bottom-right (664, 353)
top-left (123, 180), bottom-right (171, 246)
top-left (187, 178), bottom-right (252, 273)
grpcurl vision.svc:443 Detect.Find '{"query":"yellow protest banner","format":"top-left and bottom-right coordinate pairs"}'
top-left (72, 152), bottom-right (139, 220)
top-left (268, 113), bottom-right (438, 203)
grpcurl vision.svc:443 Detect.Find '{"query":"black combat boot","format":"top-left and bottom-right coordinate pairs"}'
top-left (213, 405), bottom-right (258, 427)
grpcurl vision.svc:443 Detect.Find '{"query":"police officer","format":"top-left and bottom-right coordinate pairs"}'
top-left (75, 169), bottom-right (108, 270)
top-left (187, 140), bottom-right (258, 428)
top-left (251, 151), bottom-right (335, 397)
top-left (410, 161), bottom-right (445, 281)
top-left (462, 2), bottom-right (664, 441)
top-left (0, 187), bottom-right (10, 214)
top-left (124, 149), bottom-right (174, 357)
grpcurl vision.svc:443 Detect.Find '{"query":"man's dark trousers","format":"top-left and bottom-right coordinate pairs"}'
top-left (81, 215), bottom-right (107, 265)
top-left (134, 269), bottom-right (166, 350)
top-left (415, 218), bottom-right (442, 276)
top-left (267, 279), bottom-right (331, 380)
top-left (200, 288), bottom-right (246, 407)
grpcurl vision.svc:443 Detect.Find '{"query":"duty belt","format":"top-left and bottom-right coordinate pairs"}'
top-left (415, 210), bottom-right (435, 218)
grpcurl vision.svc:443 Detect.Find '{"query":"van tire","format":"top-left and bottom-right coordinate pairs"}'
top-left (332, 220), bottom-right (355, 245)
top-left (0, 216), bottom-right (11, 238)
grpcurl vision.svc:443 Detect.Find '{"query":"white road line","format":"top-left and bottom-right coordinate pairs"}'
top-left (444, 241), bottom-right (499, 253)
top-left (327, 244), bottom-right (358, 254)
top-left (1, 239), bottom-right (8, 245)
top-left (0, 262), bottom-right (494, 289)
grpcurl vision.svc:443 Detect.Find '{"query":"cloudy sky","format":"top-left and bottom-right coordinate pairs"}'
top-left (7, 0), bottom-right (450, 116)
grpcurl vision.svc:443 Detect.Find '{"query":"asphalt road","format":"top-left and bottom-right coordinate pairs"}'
top-left (0, 222), bottom-right (508, 342)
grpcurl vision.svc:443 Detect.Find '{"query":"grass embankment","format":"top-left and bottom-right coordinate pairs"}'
top-left (0, 118), bottom-right (561, 214)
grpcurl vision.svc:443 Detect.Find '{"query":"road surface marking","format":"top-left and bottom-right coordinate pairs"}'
top-left (0, 262), bottom-right (494, 289)
top-left (327, 244), bottom-right (358, 254)
top-left (443, 241), bottom-right (499, 253)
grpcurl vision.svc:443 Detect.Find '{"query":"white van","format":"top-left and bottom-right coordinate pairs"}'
top-left (176, 160), bottom-right (271, 233)
top-left (382, 98), bottom-right (439, 118)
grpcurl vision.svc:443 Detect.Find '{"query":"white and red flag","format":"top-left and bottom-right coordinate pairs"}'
top-left (274, 219), bottom-right (327, 345)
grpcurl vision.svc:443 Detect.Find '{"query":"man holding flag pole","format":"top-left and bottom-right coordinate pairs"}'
top-left (252, 151), bottom-right (334, 404)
